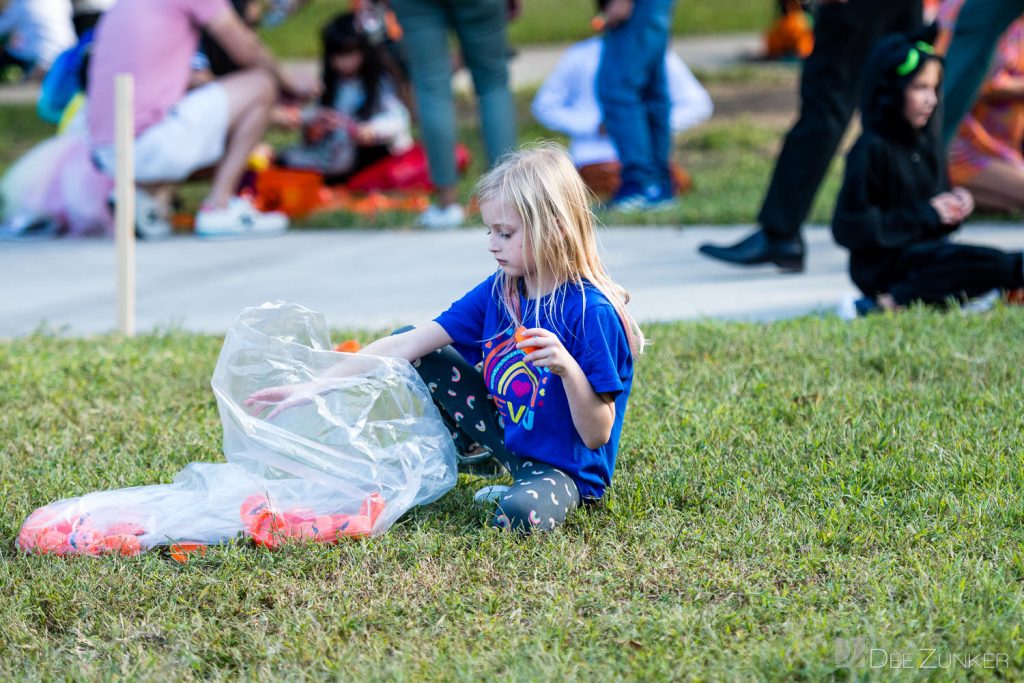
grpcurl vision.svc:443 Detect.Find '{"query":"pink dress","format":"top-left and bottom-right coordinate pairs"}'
top-left (938, 0), bottom-right (1024, 183)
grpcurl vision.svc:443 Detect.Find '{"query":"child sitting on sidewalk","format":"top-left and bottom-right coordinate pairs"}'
top-left (277, 12), bottom-right (412, 184)
top-left (832, 30), bottom-right (1024, 313)
top-left (247, 144), bottom-right (643, 533)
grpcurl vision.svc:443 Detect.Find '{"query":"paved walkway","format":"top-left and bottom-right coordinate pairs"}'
top-left (5, 224), bottom-right (1024, 338)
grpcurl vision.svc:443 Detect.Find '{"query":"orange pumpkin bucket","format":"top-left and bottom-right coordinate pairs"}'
top-left (253, 168), bottom-right (324, 218)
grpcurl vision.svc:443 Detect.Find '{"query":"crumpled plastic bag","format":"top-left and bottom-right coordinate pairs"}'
top-left (17, 301), bottom-right (459, 557)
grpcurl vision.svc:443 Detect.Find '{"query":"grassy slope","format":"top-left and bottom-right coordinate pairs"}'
top-left (2, 310), bottom-right (1024, 679)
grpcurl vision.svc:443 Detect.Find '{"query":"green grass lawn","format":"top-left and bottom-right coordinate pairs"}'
top-left (3, 309), bottom-right (1024, 679)
top-left (262, 0), bottom-right (772, 59)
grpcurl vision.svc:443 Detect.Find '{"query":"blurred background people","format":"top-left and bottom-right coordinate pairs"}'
top-left (532, 26), bottom-right (711, 200)
top-left (938, 0), bottom-right (1024, 213)
top-left (0, 0), bottom-right (76, 81)
top-left (698, 0), bottom-right (923, 273)
top-left (596, 0), bottom-right (678, 211)
top-left (86, 0), bottom-right (318, 238)
top-left (389, 0), bottom-right (519, 229)
top-left (277, 12), bottom-right (413, 183)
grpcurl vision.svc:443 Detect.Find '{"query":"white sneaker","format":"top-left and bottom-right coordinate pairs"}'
top-left (417, 203), bottom-right (465, 230)
top-left (195, 197), bottom-right (289, 238)
top-left (836, 294), bottom-right (858, 321)
top-left (134, 188), bottom-right (171, 240)
top-left (962, 288), bottom-right (1001, 314)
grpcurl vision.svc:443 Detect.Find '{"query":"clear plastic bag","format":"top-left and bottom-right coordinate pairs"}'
top-left (17, 301), bottom-right (459, 557)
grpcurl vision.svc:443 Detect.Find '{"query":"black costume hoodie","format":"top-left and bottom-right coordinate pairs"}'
top-left (831, 29), bottom-right (954, 296)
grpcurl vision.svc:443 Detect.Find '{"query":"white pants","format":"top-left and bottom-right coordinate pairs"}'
top-left (93, 82), bottom-right (230, 183)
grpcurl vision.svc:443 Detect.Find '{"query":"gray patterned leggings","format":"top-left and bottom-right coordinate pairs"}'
top-left (406, 335), bottom-right (581, 532)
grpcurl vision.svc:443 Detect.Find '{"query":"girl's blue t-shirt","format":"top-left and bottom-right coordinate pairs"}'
top-left (434, 274), bottom-right (634, 500)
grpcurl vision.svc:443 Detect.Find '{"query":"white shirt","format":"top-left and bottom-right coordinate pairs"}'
top-left (0, 0), bottom-right (76, 69)
top-left (531, 36), bottom-right (713, 167)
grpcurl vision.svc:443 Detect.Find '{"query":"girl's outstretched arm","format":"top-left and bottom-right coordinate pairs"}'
top-left (518, 328), bottom-right (616, 449)
top-left (344, 322), bottom-right (452, 366)
top-left (246, 323), bottom-right (453, 417)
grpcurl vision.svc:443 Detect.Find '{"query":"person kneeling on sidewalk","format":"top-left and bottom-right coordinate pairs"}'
top-left (86, 0), bottom-right (317, 239)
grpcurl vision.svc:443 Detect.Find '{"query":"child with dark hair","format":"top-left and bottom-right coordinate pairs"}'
top-left (832, 29), bottom-right (1024, 313)
top-left (278, 12), bottom-right (412, 182)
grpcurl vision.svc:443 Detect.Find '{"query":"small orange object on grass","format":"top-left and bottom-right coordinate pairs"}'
top-left (169, 543), bottom-right (208, 564)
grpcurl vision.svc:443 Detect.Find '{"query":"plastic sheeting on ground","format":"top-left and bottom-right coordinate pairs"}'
top-left (17, 301), bottom-right (459, 557)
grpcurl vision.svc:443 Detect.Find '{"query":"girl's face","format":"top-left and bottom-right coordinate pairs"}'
top-left (904, 59), bottom-right (941, 129)
top-left (330, 50), bottom-right (364, 78)
top-left (481, 198), bottom-right (534, 282)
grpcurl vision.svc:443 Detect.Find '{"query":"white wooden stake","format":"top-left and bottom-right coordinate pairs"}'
top-left (115, 73), bottom-right (135, 336)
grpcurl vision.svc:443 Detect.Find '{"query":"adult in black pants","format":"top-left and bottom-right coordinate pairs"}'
top-left (697, 0), bottom-right (922, 273)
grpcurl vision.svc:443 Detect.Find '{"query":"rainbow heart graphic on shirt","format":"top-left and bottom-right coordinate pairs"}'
top-left (483, 326), bottom-right (550, 431)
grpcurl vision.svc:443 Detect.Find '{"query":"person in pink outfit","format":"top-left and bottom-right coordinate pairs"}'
top-left (86, 0), bottom-right (318, 239)
top-left (938, 0), bottom-right (1024, 213)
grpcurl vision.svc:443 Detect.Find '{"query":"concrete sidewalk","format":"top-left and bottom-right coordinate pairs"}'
top-left (5, 224), bottom-right (1024, 338)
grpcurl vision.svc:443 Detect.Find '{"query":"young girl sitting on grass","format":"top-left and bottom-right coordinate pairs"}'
top-left (247, 143), bottom-right (644, 532)
top-left (832, 29), bottom-right (1024, 314)
top-left (278, 11), bottom-right (412, 183)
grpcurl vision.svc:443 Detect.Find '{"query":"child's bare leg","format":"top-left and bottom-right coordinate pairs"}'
top-left (205, 69), bottom-right (277, 208)
top-left (961, 161), bottom-right (1024, 213)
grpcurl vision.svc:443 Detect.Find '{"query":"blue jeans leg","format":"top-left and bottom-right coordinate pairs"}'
top-left (645, 52), bottom-right (671, 191)
top-left (449, 0), bottom-right (517, 166)
top-left (596, 0), bottom-right (674, 194)
top-left (391, 0), bottom-right (459, 189)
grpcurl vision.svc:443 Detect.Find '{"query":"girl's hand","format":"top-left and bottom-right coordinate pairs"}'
top-left (353, 124), bottom-right (378, 145)
top-left (270, 104), bottom-right (303, 130)
top-left (603, 0), bottom-right (633, 27)
top-left (312, 108), bottom-right (341, 130)
top-left (245, 380), bottom-right (322, 419)
top-left (517, 327), bottom-right (579, 378)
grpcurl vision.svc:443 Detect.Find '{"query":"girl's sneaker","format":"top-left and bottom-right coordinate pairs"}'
top-left (417, 203), bottom-right (465, 230)
top-left (473, 485), bottom-right (510, 508)
top-left (195, 197), bottom-right (289, 238)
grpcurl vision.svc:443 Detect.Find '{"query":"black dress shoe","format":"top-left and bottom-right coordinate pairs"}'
top-left (698, 230), bottom-right (805, 272)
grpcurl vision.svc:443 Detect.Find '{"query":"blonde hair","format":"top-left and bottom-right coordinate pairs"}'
top-left (474, 142), bottom-right (645, 356)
